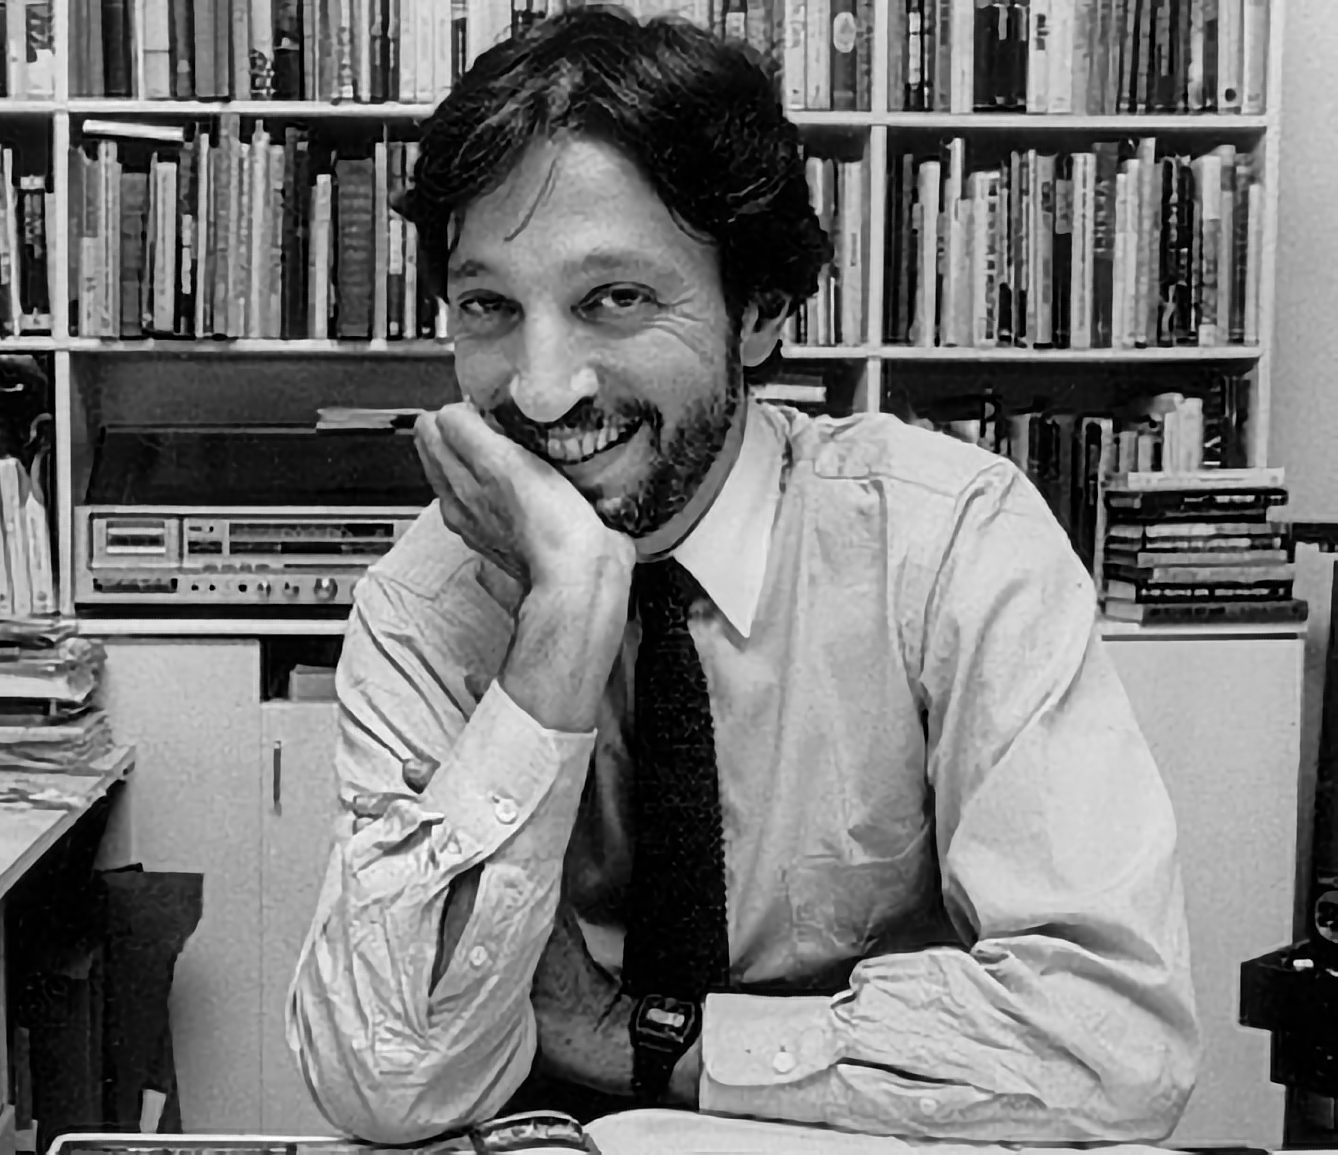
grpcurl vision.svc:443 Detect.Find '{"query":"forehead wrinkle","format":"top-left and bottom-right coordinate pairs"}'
top-left (503, 149), bottom-right (562, 243)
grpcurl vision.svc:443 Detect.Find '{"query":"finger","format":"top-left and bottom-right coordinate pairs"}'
top-left (430, 402), bottom-right (510, 479)
top-left (414, 410), bottom-right (482, 501)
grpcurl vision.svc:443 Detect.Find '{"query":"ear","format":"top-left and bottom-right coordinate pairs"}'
top-left (738, 295), bottom-right (792, 368)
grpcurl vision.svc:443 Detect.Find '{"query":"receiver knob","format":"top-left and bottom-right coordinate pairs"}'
top-left (313, 577), bottom-right (338, 601)
top-left (256, 579), bottom-right (272, 598)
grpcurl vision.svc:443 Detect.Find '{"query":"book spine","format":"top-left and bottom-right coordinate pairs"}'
top-left (884, 0), bottom-right (904, 110)
top-left (1216, 0), bottom-right (1239, 110)
top-left (784, 0), bottom-right (806, 108)
top-left (1034, 152), bottom-right (1054, 347)
top-left (193, 132), bottom-right (210, 337)
top-left (1239, 0), bottom-right (1266, 113)
top-left (230, 0), bottom-right (251, 97)
top-left (1052, 154), bottom-right (1072, 347)
top-left (176, 142), bottom-right (194, 333)
top-left (335, 157), bottom-right (375, 338)
top-left (1195, 151), bottom-right (1221, 346)
top-left (412, 0), bottom-right (432, 100)
top-left (192, 0), bottom-right (215, 95)
top-left (433, 0), bottom-right (452, 99)
top-left (913, 159), bottom-right (940, 347)
top-left (806, 0), bottom-right (831, 108)
top-left (830, 0), bottom-right (857, 110)
top-left (274, 0), bottom-right (302, 96)
top-left (1229, 156), bottom-right (1249, 343)
top-left (1027, 0), bottom-right (1050, 111)
top-left (6, 0), bottom-right (26, 98)
top-left (118, 168), bottom-right (146, 338)
top-left (906, 0), bottom-right (925, 109)
top-left (1046, 0), bottom-right (1073, 112)
top-left (267, 142), bottom-right (285, 337)
top-left (372, 139), bottom-right (388, 339)
top-left (838, 157), bottom-right (864, 344)
top-left (250, 0), bottom-right (275, 95)
top-left (1072, 0), bottom-right (1096, 115)
top-left (403, 142), bottom-right (418, 340)
top-left (167, 0), bottom-right (194, 96)
top-left (1069, 152), bottom-right (1094, 351)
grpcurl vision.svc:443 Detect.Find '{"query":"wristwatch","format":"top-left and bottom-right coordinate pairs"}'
top-left (629, 994), bottom-right (701, 1103)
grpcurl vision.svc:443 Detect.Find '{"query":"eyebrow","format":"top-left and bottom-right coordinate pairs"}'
top-left (447, 249), bottom-right (682, 283)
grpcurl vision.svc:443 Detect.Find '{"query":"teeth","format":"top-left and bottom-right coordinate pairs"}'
top-left (543, 421), bottom-right (635, 463)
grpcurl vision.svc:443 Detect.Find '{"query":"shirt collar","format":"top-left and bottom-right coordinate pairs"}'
top-left (672, 400), bottom-right (784, 640)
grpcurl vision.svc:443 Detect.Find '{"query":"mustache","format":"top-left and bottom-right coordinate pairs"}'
top-left (486, 397), bottom-right (661, 445)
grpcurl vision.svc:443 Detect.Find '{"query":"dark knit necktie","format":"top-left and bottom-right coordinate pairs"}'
top-left (620, 558), bottom-right (731, 1001)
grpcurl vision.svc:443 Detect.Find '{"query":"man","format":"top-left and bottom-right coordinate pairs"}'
top-left (287, 4), bottom-right (1199, 1146)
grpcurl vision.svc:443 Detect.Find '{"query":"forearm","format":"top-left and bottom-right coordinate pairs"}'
top-left (697, 938), bottom-right (1197, 1142)
top-left (502, 558), bottom-right (633, 734)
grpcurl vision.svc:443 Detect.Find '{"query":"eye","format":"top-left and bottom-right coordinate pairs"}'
top-left (581, 284), bottom-right (660, 319)
top-left (453, 294), bottom-right (517, 331)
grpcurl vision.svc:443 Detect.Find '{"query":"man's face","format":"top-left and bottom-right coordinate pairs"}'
top-left (444, 134), bottom-right (744, 538)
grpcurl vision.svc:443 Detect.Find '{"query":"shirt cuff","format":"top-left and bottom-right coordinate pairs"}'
top-left (698, 993), bottom-right (841, 1125)
top-left (346, 678), bottom-right (595, 876)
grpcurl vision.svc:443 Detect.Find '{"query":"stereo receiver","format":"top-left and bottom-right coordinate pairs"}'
top-left (75, 425), bottom-right (434, 609)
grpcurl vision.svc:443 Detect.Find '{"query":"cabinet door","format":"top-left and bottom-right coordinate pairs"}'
top-left (99, 640), bottom-right (263, 1133)
top-left (1108, 635), bottom-right (1303, 1150)
top-left (259, 702), bottom-right (342, 1135)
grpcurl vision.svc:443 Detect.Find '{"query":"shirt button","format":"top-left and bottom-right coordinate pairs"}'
top-left (493, 795), bottom-right (519, 825)
top-left (919, 1097), bottom-right (938, 1116)
top-left (469, 945), bottom-right (489, 968)
top-left (772, 1050), bottom-right (796, 1075)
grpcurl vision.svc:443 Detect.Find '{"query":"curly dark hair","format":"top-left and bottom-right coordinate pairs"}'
top-left (399, 3), bottom-right (833, 337)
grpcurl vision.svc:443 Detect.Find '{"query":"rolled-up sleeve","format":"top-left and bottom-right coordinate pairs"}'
top-left (698, 460), bottom-right (1200, 1142)
top-left (286, 567), bottom-right (596, 1143)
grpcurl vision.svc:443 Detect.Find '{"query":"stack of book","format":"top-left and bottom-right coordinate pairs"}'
top-left (1098, 467), bottom-right (1304, 625)
top-left (0, 618), bottom-right (115, 773)
top-left (72, 0), bottom-right (880, 111)
top-left (885, 138), bottom-right (1263, 351)
top-left (887, 0), bottom-right (1270, 116)
top-left (70, 119), bottom-right (449, 343)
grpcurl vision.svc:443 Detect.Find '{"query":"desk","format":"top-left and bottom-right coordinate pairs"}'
top-left (0, 747), bottom-right (136, 1155)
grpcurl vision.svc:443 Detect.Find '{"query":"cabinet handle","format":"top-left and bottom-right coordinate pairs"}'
top-left (272, 740), bottom-right (283, 812)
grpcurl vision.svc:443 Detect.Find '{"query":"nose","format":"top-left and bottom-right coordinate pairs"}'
top-left (508, 316), bottom-right (600, 425)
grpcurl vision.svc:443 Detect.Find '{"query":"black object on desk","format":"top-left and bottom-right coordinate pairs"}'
top-left (1239, 520), bottom-right (1338, 1142)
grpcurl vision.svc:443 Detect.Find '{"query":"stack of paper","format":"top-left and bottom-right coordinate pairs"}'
top-left (0, 618), bottom-right (114, 772)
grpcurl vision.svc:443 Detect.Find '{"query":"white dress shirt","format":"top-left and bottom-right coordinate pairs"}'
top-left (286, 401), bottom-right (1200, 1145)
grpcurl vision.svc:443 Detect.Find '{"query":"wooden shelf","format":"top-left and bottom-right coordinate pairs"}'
top-left (790, 111), bottom-right (1270, 131)
top-left (0, 99), bottom-right (58, 116)
top-left (66, 337), bottom-right (455, 356)
top-left (78, 617), bottom-right (352, 636)
top-left (783, 344), bottom-right (1264, 362)
top-left (0, 337), bottom-right (57, 352)
top-left (68, 98), bottom-right (439, 118)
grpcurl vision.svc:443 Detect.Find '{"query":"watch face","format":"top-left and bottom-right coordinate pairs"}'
top-left (646, 1006), bottom-right (687, 1030)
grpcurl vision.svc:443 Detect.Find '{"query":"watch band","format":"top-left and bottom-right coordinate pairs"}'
top-left (631, 1042), bottom-right (681, 1103)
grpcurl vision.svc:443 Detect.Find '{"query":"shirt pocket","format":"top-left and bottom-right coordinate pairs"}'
top-left (783, 821), bottom-right (937, 963)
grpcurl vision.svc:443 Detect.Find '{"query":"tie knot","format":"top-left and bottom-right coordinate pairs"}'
top-left (633, 558), bottom-right (699, 624)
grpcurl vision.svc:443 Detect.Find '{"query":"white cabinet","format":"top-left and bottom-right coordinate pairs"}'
top-left (98, 640), bottom-right (264, 1133)
top-left (259, 702), bottom-right (341, 1134)
top-left (1108, 633), bottom-right (1304, 1150)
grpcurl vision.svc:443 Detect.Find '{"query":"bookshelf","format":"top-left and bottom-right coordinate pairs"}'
top-left (0, 0), bottom-right (1290, 625)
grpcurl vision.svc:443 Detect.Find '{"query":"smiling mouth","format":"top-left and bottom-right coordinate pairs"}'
top-left (533, 420), bottom-right (643, 465)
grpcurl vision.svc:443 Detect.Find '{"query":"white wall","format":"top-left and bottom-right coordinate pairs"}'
top-left (1271, 0), bottom-right (1338, 938)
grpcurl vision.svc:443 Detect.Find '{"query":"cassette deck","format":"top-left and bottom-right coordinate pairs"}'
top-left (76, 425), bottom-right (434, 609)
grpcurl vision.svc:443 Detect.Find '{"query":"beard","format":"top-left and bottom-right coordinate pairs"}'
top-left (488, 340), bottom-right (745, 539)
